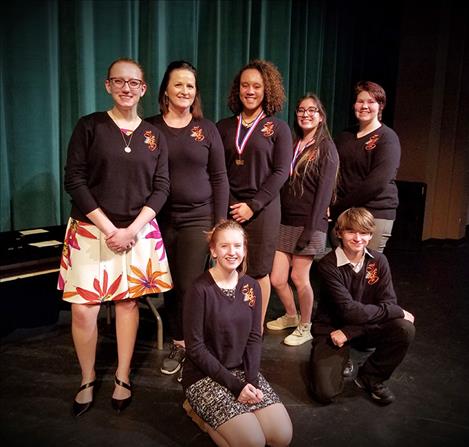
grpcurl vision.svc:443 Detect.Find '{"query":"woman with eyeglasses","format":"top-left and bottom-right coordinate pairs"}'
top-left (58, 58), bottom-right (172, 416)
top-left (266, 93), bottom-right (339, 346)
top-left (146, 61), bottom-right (229, 378)
top-left (217, 60), bottom-right (292, 330)
top-left (330, 81), bottom-right (401, 253)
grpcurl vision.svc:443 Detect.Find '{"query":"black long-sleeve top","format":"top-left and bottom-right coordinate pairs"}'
top-left (217, 116), bottom-right (292, 213)
top-left (145, 115), bottom-right (229, 224)
top-left (64, 112), bottom-right (169, 227)
top-left (313, 248), bottom-right (404, 340)
top-left (281, 138), bottom-right (339, 238)
top-left (181, 271), bottom-right (262, 397)
top-left (332, 124), bottom-right (400, 220)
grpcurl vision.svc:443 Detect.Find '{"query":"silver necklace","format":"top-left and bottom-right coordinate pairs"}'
top-left (120, 129), bottom-right (134, 153)
top-left (109, 110), bottom-right (136, 153)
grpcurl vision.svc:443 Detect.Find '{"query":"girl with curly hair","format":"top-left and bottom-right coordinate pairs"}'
top-left (217, 60), bottom-right (292, 329)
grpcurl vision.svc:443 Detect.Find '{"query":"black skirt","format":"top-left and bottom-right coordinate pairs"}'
top-left (244, 196), bottom-right (281, 277)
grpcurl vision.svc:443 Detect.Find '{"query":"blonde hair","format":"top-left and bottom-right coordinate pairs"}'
top-left (334, 208), bottom-right (376, 238)
top-left (206, 220), bottom-right (248, 274)
top-left (107, 57), bottom-right (145, 82)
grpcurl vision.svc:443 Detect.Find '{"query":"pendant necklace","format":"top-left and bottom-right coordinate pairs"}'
top-left (109, 110), bottom-right (136, 153)
top-left (120, 129), bottom-right (134, 153)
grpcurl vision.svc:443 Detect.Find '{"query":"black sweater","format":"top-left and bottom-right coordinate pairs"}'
top-left (64, 112), bottom-right (169, 227)
top-left (182, 271), bottom-right (262, 397)
top-left (313, 248), bottom-right (404, 340)
top-left (332, 124), bottom-right (400, 220)
top-left (281, 138), bottom-right (339, 238)
top-left (146, 115), bottom-right (229, 224)
top-left (217, 116), bottom-right (292, 213)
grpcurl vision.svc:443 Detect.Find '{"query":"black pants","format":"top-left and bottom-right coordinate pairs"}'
top-left (309, 319), bottom-right (415, 404)
top-left (161, 218), bottom-right (212, 341)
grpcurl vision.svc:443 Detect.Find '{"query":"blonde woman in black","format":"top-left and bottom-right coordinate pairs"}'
top-left (267, 93), bottom-right (338, 346)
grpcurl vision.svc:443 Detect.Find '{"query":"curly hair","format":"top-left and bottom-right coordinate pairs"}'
top-left (227, 60), bottom-right (286, 116)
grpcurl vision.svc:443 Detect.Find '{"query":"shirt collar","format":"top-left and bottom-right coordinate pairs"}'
top-left (335, 246), bottom-right (374, 268)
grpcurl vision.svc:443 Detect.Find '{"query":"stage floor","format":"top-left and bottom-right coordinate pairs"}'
top-left (1, 239), bottom-right (468, 447)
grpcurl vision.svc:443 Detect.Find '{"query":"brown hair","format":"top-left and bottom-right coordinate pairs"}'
top-left (106, 57), bottom-right (145, 82)
top-left (158, 60), bottom-right (203, 119)
top-left (206, 220), bottom-right (248, 274)
top-left (354, 80), bottom-right (386, 121)
top-left (291, 93), bottom-right (335, 196)
top-left (227, 59), bottom-right (286, 116)
top-left (334, 208), bottom-right (376, 238)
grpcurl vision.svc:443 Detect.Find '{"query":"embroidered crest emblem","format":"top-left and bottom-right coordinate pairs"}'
top-left (364, 134), bottom-right (380, 151)
top-left (144, 130), bottom-right (157, 151)
top-left (191, 126), bottom-right (205, 142)
top-left (242, 284), bottom-right (256, 307)
top-left (365, 262), bottom-right (379, 285)
top-left (261, 121), bottom-right (274, 137)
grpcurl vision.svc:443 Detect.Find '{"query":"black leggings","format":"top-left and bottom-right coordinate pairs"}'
top-left (161, 219), bottom-right (212, 340)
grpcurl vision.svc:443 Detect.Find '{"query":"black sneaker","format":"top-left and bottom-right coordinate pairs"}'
top-left (343, 358), bottom-right (354, 377)
top-left (354, 375), bottom-right (395, 405)
top-left (161, 344), bottom-right (185, 375)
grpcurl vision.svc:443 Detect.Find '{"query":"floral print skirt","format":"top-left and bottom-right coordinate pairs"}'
top-left (57, 218), bottom-right (173, 304)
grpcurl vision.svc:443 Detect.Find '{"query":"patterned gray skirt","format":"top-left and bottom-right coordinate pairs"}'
top-left (185, 369), bottom-right (281, 429)
top-left (277, 224), bottom-right (327, 255)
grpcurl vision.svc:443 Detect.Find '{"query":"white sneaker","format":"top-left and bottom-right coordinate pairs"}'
top-left (283, 323), bottom-right (313, 346)
top-left (266, 313), bottom-right (300, 331)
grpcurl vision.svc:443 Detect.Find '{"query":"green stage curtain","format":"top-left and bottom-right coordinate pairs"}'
top-left (1, 0), bottom-right (401, 231)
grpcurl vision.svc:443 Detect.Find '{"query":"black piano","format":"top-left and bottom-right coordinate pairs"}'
top-left (1, 225), bottom-right (66, 336)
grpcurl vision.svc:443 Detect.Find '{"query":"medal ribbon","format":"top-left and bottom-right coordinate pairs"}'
top-left (235, 111), bottom-right (266, 159)
top-left (290, 138), bottom-right (316, 175)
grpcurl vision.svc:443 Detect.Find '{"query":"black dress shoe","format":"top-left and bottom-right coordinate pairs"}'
top-left (343, 359), bottom-right (354, 377)
top-left (72, 380), bottom-right (96, 417)
top-left (111, 375), bottom-right (132, 414)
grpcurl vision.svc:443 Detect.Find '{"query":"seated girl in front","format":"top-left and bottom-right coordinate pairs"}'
top-left (181, 219), bottom-right (293, 447)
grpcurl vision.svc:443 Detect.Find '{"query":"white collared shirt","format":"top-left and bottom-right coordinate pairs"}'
top-left (335, 246), bottom-right (374, 273)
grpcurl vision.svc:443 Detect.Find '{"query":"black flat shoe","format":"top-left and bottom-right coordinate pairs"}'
top-left (111, 375), bottom-right (132, 414)
top-left (72, 380), bottom-right (96, 417)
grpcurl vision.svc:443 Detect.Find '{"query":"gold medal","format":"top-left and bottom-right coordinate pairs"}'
top-left (235, 158), bottom-right (245, 166)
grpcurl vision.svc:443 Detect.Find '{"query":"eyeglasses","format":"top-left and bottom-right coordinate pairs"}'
top-left (108, 78), bottom-right (144, 90)
top-left (296, 107), bottom-right (319, 116)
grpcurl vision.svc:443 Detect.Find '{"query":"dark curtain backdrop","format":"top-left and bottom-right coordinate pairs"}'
top-left (1, 0), bottom-right (402, 231)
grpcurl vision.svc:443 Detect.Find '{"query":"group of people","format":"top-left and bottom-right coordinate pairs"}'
top-left (57, 56), bottom-right (415, 446)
